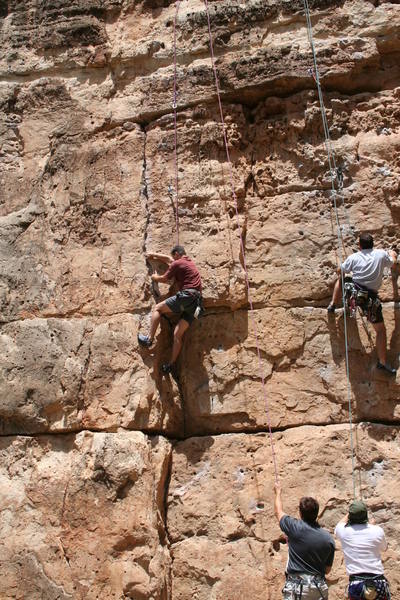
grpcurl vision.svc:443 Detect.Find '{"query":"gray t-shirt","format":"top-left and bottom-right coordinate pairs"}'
top-left (280, 515), bottom-right (335, 577)
top-left (341, 249), bottom-right (393, 292)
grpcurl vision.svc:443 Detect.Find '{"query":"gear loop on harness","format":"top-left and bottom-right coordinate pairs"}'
top-left (344, 279), bottom-right (383, 324)
top-left (286, 575), bottom-right (327, 600)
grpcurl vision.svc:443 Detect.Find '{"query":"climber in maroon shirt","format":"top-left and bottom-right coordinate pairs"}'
top-left (138, 245), bottom-right (203, 374)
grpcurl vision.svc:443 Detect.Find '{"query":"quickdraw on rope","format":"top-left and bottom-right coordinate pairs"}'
top-left (203, 0), bottom-right (279, 483)
top-left (172, 0), bottom-right (181, 245)
top-left (306, 59), bottom-right (354, 243)
top-left (303, 0), bottom-right (357, 498)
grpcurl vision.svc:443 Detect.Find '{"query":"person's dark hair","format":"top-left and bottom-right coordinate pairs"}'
top-left (359, 233), bottom-right (374, 249)
top-left (299, 497), bottom-right (319, 523)
top-left (171, 245), bottom-right (185, 256)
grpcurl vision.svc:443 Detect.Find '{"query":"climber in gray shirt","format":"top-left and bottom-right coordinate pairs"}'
top-left (328, 232), bottom-right (397, 375)
top-left (274, 482), bottom-right (335, 599)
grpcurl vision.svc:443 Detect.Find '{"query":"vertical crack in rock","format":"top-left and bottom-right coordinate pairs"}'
top-left (173, 371), bottom-right (187, 439)
top-left (140, 124), bottom-right (161, 300)
top-left (149, 435), bottom-right (174, 599)
top-left (163, 440), bottom-right (176, 600)
top-left (76, 326), bottom-right (91, 416)
top-left (141, 125), bottom-right (150, 258)
top-left (162, 447), bottom-right (173, 546)
top-left (57, 475), bottom-right (78, 592)
top-left (162, 443), bottom-right (174, 599)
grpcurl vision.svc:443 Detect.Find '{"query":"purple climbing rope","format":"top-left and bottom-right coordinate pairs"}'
top-left (203, 0), bottom-right (279, 483)
top-left (173, 0), bottom-right (181, 245)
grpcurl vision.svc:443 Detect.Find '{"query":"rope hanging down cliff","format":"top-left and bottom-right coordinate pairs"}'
top-left (302, 0), bottom-right (357, 499)
top-left (203, 0), bottom-right (279, 483)
top-left (172, 0), bottom-right (181, 245)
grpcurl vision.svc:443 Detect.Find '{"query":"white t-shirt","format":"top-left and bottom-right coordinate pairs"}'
top-left (341, 249), bottom-right (393, 292)
top-left (335, 522), bottom-right (387, 575)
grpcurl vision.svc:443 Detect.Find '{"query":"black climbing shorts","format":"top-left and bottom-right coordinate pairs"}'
top-left (354, 283), bottom-right (384, 324)
top-left (368, 301), bottom-right (383, 324)
top-left (165, 290), bottom-right (202, 324)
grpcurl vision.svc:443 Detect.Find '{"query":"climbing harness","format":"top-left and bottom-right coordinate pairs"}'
top-left (302, 0), bottom-right (357, 499)
top-left (176, 289), bottom-right (204, 319)
top-left (343, 278), bottom-right (382, 323)
top-left (348, 574), bottom-right (391, 600)
top-left (284, 574), bottom-right (327, 600)
top-left (203, 0), bottom-right (279, 482)
top-left (344, 278), bottom-right (365, 318)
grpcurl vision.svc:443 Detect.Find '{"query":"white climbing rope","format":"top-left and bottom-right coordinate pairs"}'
top-left (303, 0), bottom-right (357, 499)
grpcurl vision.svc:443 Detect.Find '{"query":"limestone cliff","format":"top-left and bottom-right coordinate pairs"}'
top-left (0, 0), bottom-right (399, 598)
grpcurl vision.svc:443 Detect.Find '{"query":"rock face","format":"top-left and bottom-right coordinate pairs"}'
top-left (168, 425), bottom-right (400, 599)
top-left (0, 316), bottom-right (182, 435)
top-left (0, 431), bottom-right (171, 599)
top-left (1, 0), bottom-right (400, 598)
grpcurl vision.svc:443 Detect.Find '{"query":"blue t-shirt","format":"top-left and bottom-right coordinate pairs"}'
top-left (280, 515), bottom-right (335, 577)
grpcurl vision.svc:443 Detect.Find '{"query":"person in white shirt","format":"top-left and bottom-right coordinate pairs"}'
top-left (327, 233), bottom-right (397, 375)
top-left (335, 501), bottom-right (390, 600)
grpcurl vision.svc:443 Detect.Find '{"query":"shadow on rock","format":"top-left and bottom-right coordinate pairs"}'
top-left (328, 307), bottom-right (399, 423)
top-left (178, 309), bottom-right (253, 437)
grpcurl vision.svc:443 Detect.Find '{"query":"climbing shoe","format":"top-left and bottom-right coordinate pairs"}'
top-left (138, 334), bottom-right (153, 348)
top-left (327, 303), bottom-right (336, 314)
top-left (377, 362), bottom-right (397, 376)
top-left (161, 363), bottom-right (173, 374)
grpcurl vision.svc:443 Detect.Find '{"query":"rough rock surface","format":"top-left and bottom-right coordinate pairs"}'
top-left (1, 0), bottom-right (400, 598)
top-left (181, 306), bottom-right (400, 435)
top-left (0, 431), bottom-right (171, 599)
top-left (0, 315), bottom-right (183, 435)
top-left (168, 424), bottom-right (400, 599)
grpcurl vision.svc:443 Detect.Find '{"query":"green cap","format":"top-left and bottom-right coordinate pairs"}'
top-left (348, 500), bottom-right (368, 524)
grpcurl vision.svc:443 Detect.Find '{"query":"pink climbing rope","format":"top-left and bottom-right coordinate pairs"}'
top-left (173, 0), bottom-right (181, 245)
top-left (203, 0), bottom-right (279, 483)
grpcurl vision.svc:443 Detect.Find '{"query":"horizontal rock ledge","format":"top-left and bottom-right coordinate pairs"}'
top-left (0, 306), bottom-right (398, 437)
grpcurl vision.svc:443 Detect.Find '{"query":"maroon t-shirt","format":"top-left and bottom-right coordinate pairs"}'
top-left (165, 256), bottom-right (202, 292)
